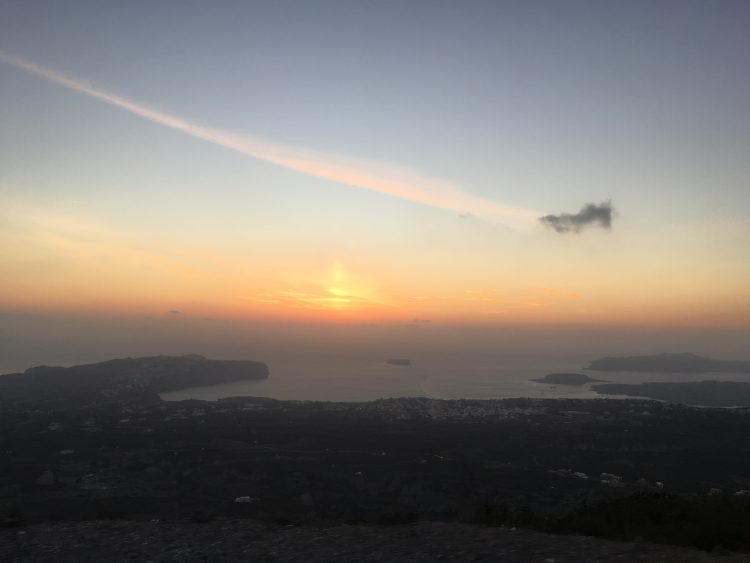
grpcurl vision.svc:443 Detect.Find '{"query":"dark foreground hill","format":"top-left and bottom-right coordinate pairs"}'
top-left (3, 394), bottom-right (750, 556)
top-left (586, 353), bottom-right (750, 373)
top-left (3, 355), bottom-right (750, 558)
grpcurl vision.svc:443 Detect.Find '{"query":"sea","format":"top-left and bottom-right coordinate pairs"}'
top-left (160, 353), bottom-right (750, 403)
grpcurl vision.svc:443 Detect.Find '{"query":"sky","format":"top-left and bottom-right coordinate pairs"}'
top-left (1, 0), bottom-right (749, 354)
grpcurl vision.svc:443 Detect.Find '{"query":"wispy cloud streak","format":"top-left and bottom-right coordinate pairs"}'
top-left (0, 51), bottom-right (538, 226)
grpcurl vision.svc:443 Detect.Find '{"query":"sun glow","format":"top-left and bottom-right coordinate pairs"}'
top-left (254, 263), bottom-right (386, 315)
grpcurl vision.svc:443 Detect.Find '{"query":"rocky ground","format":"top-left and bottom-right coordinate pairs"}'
top-left (2, 519), bottom-right (745, 562)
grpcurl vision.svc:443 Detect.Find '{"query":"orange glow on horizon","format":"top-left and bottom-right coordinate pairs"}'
top-left (2, 200), bottom-right (749, 329)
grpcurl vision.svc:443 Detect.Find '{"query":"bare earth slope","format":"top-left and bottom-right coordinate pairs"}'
top-left (2, 520), bottom-right (745, 562)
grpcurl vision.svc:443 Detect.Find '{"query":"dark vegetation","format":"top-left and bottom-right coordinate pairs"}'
top-left (478, 492), bottom-right (750, 552)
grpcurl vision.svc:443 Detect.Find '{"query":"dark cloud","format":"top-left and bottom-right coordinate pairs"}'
top-left (167, 310), bottom-right (183, 315)
top-left (539, 201), bottom-right (613, 234)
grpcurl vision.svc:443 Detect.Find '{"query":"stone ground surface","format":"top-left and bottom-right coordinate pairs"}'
top-left (1, 520), bottom-right (745, 562)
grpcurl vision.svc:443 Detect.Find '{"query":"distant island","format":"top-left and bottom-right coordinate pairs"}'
top-left (0, 354), bottom-right (268, 408)
top-left (592, 380), bottom-right (750, 407)
top-left (532, 373), bottom-right (601, 386)
top-left (386, 358), bottom-right (412, 366)
top-left (586, 353), bottom-right (750, 373)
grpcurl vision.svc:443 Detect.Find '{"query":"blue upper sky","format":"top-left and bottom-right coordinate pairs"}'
top-left (1, 1), bottom-right (749, 326)
top-left (3, 1), bottom-right (748, 205)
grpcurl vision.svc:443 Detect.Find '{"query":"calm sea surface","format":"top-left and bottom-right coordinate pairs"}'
top-left (160, 354), bottom-right (750, 403)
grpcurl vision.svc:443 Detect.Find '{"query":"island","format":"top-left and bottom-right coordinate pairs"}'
top-left (585, 353), bottom-right (750, 373)
top-left (0, 354), bottom-right (268, 408)
top-left (531, 373), bottom-right (602, 386)
top-left (386, 358), bottom-right (412, 366)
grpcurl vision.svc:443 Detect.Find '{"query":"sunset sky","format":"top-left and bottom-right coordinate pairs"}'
top-left (1, 1), bottom-right (749, 329)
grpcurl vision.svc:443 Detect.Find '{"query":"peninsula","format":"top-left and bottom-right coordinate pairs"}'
top-left (0, 355), bottom-right (268, 408)
top-left (586, 353), bottom-right (750, 373)
top-left (593, 380), bottom-right (750, 407)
